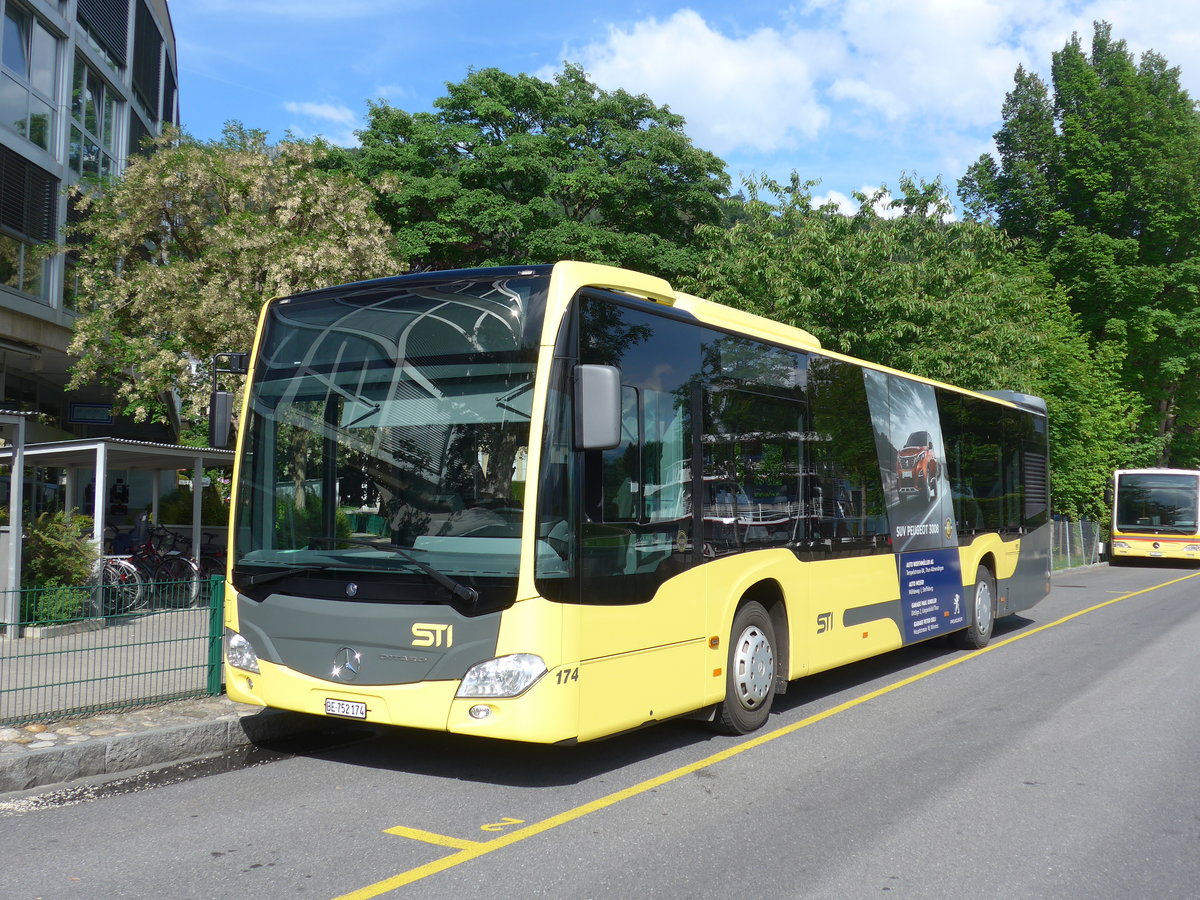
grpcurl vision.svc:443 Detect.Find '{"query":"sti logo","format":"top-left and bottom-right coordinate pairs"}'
top-left (816, 612), bottom-right (833, 634)
top-left (412, 623), bottom-right (454, 648)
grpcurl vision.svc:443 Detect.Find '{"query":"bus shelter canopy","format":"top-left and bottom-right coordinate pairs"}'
top-left (0, 437), bottom-right (234, 561)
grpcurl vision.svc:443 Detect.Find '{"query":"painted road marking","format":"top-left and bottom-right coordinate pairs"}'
top-left (340, 571), bottom-right (1200, 899)
top-left (481, 817), bottom-right (525, 832)
top-left (383, 826), bottom-right (480, 851)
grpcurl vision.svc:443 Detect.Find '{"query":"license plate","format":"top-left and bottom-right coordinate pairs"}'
top-left (325, 698), bottom-right (367, 719)
top-left (1150, 551), bottom-right (1164, 557)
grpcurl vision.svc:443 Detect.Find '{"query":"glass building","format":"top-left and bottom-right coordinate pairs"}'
top-left (1, 0), bottom-right (178, 441)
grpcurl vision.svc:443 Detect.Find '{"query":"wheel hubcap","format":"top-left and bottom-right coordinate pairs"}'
top-left (732, 624), bottom-right (774, 709)
top-left (975, 579), bottom-right (993, 634)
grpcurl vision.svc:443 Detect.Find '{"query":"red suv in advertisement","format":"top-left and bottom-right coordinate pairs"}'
top-left (896, 430), bottom-right (938, 502)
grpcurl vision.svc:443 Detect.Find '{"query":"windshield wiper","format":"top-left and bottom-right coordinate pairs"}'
top-left (307, 536), bottom-right (480, 605)
top-left (234, 562), bottom-right (334, 586)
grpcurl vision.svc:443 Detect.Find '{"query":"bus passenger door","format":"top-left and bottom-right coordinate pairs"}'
top-left (575, 380), bottom-right (707, 740)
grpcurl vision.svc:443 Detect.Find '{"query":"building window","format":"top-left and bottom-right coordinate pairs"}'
top-left (0, 231), bottom-right (46, 298)
top-left (131, 0), bottom-right (161, 123)
top-left (1, 4), bottom-right (58, 152)
top-left (0, 143), bottom-right (57, 302)
top-left (76, 0), bottom-right (130, 70)
top-left (70, 56), bottom-right (120, 179)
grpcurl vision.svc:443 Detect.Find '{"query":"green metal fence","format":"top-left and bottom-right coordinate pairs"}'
top-left (0, 576), bottom-right (224, 726)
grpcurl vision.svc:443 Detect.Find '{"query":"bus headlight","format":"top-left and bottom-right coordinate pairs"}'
top-left (457, 654), bottom-right (547, 699)
top-left (1112, 541), bottom-right (1130, 550)
top-left (1185, 545), bottom-right (1200, 553)
top-left (225, 629), bottom-right (260, 673)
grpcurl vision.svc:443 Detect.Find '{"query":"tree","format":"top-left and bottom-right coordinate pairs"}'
top-left (343, 64), bottom-right (730, 280)
top-left (959, 21), bottom-right (1200, 465)
top-left (685, 173), bottom-right (1141, 517)
top-left (65, 124), bottom-right (404, 433)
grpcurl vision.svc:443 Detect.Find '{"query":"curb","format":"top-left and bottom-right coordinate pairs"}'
top-left (0, 708), bottom-right (319, 795)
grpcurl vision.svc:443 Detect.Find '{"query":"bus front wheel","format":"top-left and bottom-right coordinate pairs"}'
top-left (954, 565), bottom-right (996, 650)
top-left (713, 601), bottom-right (777, 735)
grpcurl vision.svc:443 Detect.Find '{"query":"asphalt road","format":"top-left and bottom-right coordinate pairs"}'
top-left (2, 562), bottom-right (1198, 900)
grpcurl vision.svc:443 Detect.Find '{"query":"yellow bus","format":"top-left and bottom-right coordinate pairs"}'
top-left (1109, 468), bottom-right (1200, 563)
top-left (218, 261), bottom-right (1051, 743)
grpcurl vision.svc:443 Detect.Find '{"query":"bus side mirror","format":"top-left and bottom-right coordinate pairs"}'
top-left (208, 351), bottom-right (249, 449)
top-left (1104, 485), bottom-right (1113, 506)
top-left (574, 364), bottom-right (621, 450)
top-left (209, 390), bottom-right (235, 449)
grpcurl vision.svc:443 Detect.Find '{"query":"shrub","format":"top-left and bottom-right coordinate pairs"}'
top-left (21, 511), bottom-right (100, 623)
top-left (22, 584), bottom-right (91, 624)
top-left (23, 511), bottom-right (98, 588)
top-left (158, 484), bottom-right (229, 526)
top-left (275, 491), bottom-right (351, 548)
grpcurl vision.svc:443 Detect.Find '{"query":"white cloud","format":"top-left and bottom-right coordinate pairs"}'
top-left (811, 189), bottom-right (857, 214)
top-left (572, 10), bottom-right (840, 155)
top-left (812, 183), bottom-right (957, 221)
top-left (282, 102), bottom-right (360, 146)
top-left (562, 1), bottom-right (1200, 171)
top-left (283, 102), bottom-right (358, 127)
top-left (811, 185), bottom-right (900, 217)
top-left (371, 84), bottom-right (412, 105)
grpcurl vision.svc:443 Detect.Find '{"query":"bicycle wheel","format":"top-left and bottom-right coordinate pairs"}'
top-left (153, 555), bottom-right (202, 608)
top-left (98, 558), bottom-right (145, 615)
top-left (198, 552), bottom-right (225, 581)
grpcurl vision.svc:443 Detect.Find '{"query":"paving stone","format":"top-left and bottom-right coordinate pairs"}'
top-left (1, 697), bottom-right (321, 795)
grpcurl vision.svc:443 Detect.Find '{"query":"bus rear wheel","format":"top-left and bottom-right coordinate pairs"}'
top-left (954, 565), bottom-right (996, 650)
top-left (713, 601), bottom-right (777, 735)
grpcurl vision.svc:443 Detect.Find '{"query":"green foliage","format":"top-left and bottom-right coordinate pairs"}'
top-left (158, 485), bottom-right (229, 526)
top-left (21, 511), bottom-right (100, 622)
top-left (64, 123), bottom-right (405, 433)
top-left (342, 64), bottom-right (729, 280)
top-left (685, 172), bottom-right (1139, 517)
top-left (22, 585), bottom-right (92, 625)
top-left (959, 21), bottom-right (1200, 465)
top-left (275, 491), bottom-right (351, 548)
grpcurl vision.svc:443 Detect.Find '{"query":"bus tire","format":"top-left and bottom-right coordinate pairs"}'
top-left (954, 565), bottom-right (996, 650)
top-left (713, 600), bottom-right (777, 735)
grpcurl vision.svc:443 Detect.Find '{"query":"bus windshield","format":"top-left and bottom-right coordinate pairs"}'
top-left (232, 273), bottom-right (548, 595)
top-left (1115, 472), bottom-right (1200, 534)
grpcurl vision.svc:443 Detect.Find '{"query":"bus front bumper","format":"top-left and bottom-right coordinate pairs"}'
top-left (225, 659), bottom-right (579, 744)
top-left (1110, 537), bottom-right (1200, 560)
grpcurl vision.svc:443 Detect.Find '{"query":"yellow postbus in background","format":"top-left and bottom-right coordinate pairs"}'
top-left (218, 261), bottom-right (1051, 743)
top-left (1109, 468), bottom-right (1200, 563)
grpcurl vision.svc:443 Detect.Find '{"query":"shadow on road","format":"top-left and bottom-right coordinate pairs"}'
top-left (248, 611), bottom-right (1044, 789)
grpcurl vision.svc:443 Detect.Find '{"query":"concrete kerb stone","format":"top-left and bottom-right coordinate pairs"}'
top-left (0, 704), bottom-right (321, 795)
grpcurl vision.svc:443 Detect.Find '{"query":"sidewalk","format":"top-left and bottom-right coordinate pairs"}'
top-left (0, 696), bottom-right (319, 795)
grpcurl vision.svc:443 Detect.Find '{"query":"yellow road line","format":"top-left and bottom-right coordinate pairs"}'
top-left (336, 571), bottom-right (1200, 899)
top-left (382, 825), bottom-right (482, 851)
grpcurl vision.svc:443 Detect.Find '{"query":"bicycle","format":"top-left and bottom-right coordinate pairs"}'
top-left (114, 525), bottom-right (203, 609)
top-left (147, 526), bottom-right (204, 608)
top-left (193, 531), bottom-right (227, 581)
top-left (93, 555), bottom-right (146, 615)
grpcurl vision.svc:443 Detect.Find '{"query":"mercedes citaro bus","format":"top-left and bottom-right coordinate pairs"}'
top-left (1109, 468), bottom-right (1200, 563)
top-left (215, 261), bottom-right (1050, 743)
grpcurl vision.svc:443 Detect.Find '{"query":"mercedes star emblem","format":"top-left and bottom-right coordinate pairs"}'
top-left (331, 647), bottom-right (362, 681)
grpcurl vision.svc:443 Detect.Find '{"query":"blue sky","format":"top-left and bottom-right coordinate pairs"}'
top-left (170, 1), bottom-right (1200, 211)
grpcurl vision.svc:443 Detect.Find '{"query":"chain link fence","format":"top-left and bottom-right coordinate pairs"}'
top-left (1052, 517), bottom-right (1104, 570)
